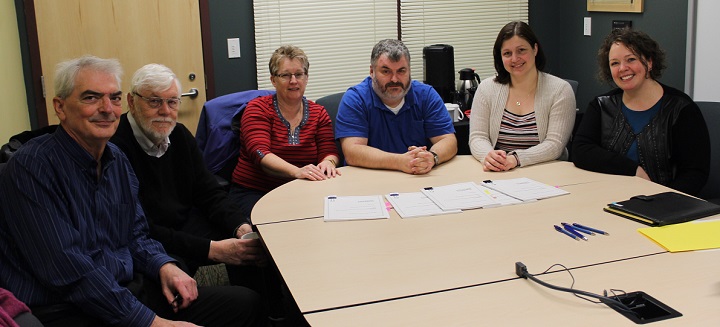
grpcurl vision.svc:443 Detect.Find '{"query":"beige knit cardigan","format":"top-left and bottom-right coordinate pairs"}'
top-left (468, 72), bottom-right (576, 167)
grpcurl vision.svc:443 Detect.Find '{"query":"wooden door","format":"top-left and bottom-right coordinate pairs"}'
top-left (34, 0), bottom-right (206, 134)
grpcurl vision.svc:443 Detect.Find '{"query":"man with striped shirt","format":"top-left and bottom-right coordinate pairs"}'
top-left (0, 56), bottom-right (262, 327)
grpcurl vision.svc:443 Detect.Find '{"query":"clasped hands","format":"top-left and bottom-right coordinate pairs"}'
top-left (403, 146), bottom-right (435, 175)
top-left (483, 150), bottom-right (519, 172)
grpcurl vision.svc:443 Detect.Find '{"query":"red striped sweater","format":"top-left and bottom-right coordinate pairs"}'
top-left (231, 95), bottom-right (337, 192)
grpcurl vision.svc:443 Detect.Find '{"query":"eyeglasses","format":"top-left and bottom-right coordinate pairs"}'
top-left (274, 72), bottom-right (307, 82)
top-left (133, 92), bottom-right (181, 110)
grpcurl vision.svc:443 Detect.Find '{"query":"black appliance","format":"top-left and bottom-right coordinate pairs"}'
top-left (423, 44), bottom-right (455, 103)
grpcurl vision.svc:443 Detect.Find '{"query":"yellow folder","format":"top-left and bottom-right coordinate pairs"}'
top-left (638, 220), bottom-right (720, 252)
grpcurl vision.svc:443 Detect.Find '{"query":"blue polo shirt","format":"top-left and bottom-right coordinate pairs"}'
top-left (335, 76), bottom-right (455, 154)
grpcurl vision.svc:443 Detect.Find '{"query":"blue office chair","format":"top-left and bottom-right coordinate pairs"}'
top-left (195, 90), bottom-right (275, 185)
top-left (315, 92), bottom-right (345, 166)
top-left (696, 101), bottom-right (720, 203)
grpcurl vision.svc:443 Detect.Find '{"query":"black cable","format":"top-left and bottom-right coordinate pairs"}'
top-left (515, 262), bottom-right (637, 316)
top-left (540, 263), bottom-right (602, 305)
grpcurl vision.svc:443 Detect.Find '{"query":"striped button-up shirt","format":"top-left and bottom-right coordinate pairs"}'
top-left (0, 126), bottom-right (174, 327)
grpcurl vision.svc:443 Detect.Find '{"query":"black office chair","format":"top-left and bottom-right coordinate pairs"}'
top-left (315, 92), bottom-right (345, 166)
top-left (696, 101), bottom-right (720, 204)
top-left (2, 125), bottom-right (58, 161)
top-left (564, 79), bottom-right (579, 96)
top-left (563, 79), bottom-right (581, 161)
top-left (0, 143), bottom-right (14, 165)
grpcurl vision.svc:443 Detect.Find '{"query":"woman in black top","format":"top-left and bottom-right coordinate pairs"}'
top-left (572, 28), bottom-right (710, 195)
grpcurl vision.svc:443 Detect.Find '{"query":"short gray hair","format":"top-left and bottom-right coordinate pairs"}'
top-left (54, 55), bottom-right (122, 99)
top-left (370, 39), bottom-right (411, 68)
top-left (131, 63), bottom-right (182, 95)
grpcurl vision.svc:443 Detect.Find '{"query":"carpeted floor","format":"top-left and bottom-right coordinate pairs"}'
top-left (194, 263), bottom-right (230, 286)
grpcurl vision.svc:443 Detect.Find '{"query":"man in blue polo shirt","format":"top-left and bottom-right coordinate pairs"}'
top-left (335, 39), bottom-right (457, 175)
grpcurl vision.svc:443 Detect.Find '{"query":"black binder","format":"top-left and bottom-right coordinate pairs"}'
top-left (603, 192), bottom-right (720, 226)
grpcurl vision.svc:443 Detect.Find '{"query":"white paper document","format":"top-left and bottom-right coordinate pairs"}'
top-left (476, 184), bottom-right (527, 206)
top-left (421, 182), bottom-right (501, 211)
top-left (385, 192), bottom-right (462, 218)
top-left (480, 177), bottom-right (569, 202)
top-left (323, 195), bottom-right (390, 222)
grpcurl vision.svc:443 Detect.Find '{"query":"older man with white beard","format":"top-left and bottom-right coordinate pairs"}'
top-left (110, 64), bottom-right (269, 300)
top-left (1, 57), bottom-right (263, 327)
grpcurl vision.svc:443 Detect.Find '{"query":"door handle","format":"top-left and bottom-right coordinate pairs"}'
top-left (181, 88), bottom-right (199, 99)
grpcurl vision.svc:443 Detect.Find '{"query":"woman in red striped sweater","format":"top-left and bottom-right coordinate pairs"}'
top-left (229, 45), bottom-right (341, 220)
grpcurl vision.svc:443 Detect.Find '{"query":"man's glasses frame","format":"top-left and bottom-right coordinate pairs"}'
top-left (133, 92), bottom-right (182, 110)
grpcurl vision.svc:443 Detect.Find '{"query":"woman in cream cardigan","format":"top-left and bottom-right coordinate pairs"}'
top-left (469, 21), bottom-right (575, 171)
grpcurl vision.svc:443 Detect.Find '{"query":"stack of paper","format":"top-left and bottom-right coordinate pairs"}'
top-left (323, 195), bottom-right (389, 222)
top-left (480, 177), bottom-right (568, 202)
top-left (324, 178), bottom-right (568, 221)
top-left (385, 192), bottom-right (461, 219)
top-left (421, 182), bottom-right (500, 211)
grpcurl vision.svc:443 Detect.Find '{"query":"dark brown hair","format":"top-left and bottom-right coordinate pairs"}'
top-left (493, 21), bottom-right (546, 85)
top-left (597, 28), bottom-right (666, 85)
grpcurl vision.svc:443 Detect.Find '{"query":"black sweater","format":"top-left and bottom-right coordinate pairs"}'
top-left (111, 114), bottom-right (247, 261)
top-left (572, 85), bottom-right (710, 195)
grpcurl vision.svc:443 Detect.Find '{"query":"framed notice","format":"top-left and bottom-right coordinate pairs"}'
top-left (587, 0), bottom-right (644, 13)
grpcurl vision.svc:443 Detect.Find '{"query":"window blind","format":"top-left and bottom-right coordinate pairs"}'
top-left (253, 0), bottom-right (398, 100)
top-left (400, 0), bottom-right (528, 83)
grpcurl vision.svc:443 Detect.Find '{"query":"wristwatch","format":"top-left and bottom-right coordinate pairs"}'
top-left (429, 150), bottom-right (439, 166)
top-left (507, 151), bottom-right (520, 167)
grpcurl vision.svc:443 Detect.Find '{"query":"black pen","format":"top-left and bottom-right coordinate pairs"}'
top-left (573, 223), bottom-right (609, 235)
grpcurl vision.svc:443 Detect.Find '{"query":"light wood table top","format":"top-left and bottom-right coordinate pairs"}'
top-left (304, 250), bottom-right (720, 326)
top-left (252, 156), bottom-right (632, 225)
top-left (254, 158), bottom-right (687, 314)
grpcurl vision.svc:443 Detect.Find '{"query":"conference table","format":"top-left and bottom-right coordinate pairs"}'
top-left (252, 156), bottom-right (720, 326)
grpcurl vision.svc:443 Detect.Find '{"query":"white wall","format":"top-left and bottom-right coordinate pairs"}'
top-left (692, 0), bottom-right (720, 101)
top-left (0, 0), bottom-right (31, 142)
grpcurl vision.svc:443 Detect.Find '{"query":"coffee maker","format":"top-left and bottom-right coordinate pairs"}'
top-left (457, 68), bottom-right (481, 110)
top-left (423, 44), bottom-right (456, 104)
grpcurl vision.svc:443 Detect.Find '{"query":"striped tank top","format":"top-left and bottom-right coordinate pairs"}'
top-left (495, 109), bottom-right (539, 151)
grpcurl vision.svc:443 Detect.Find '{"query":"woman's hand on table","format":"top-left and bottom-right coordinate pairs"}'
top-left (295, 164), bottom-right (333, 181)
top-left (483, 150), bottom-right (517, 171)
top-left (318, 159), bottom-right (341, 178)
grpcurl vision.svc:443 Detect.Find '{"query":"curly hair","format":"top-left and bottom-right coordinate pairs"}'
top-left (597, 28), bottom-right (666, 85)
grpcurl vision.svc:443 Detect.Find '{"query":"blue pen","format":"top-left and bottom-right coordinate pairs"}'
top-left (562, 223), bottom-right (588, 241)
top-left (573, 223), bottom-right (609, 235)
top-left (568, 224), bottom-right (595, 235)
top-left (554, 225), bottom-right (579, 241)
